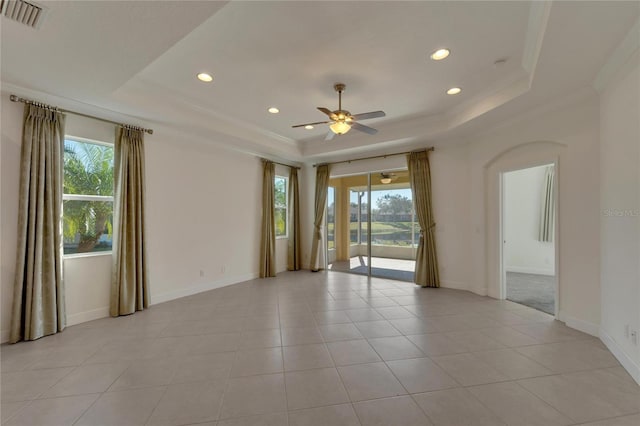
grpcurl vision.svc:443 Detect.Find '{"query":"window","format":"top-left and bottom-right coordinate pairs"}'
top-left (274, 176), bottom-right (288, 238)
top-left (62, 138), bottom-right (114, 255)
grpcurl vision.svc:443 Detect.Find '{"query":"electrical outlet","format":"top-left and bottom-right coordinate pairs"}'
top-left (631, 330), bottom-right (638, 345)
top-left (221, 265), bottom-right (226, 274)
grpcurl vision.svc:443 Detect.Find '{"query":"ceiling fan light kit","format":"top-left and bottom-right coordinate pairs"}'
top-left (292, 83), bottom-right (385, 138)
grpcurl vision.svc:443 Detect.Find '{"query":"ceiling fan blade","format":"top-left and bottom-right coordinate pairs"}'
top-left (325, 130), bottom-right (336, 141)
top-left (351, 122), bottom-right (378, 135)
top-left (317, 107), bottom-right (334, 117)
top-left (351, 110), bottom-right (386, 121)
top-left (292, 120), bottom-right (331, 128)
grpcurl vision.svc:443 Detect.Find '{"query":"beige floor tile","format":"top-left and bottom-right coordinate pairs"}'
top-left (577, 413), bottom-right (640, 426)
top-left (367, 336), bottom-right (424, 361)
top-left (1, 401), bottom-right (29, 423)
top-left (279, 313), bottom-right (317, 328)
top-left (518, 373), bottom-right (639, 423)
top-left (281, 327), bottom-right (324, 346)
top-left (478, 326), bottom-right (540, 347)
top-left (242, 315), bottom-right (280, 331)
top-left (473, 348), bottom-right (553, 379)
top-left (147, 380), bottom-right (226, 425)
top-left (375, 306), bottom-right (415, 320)
top-left (431, 353), bottom-right (509, 386)
top-left (513, 322), bottom-right (587, 343)
top-left (109, 356), bottom-right (176, 391)
top-left (345, 308), bottom-right (384, 322)
top-left (386, 357), bottom-right (458, 393)
top-left (217, 412), bottom-right (288, 426)
top-left (313, 310), bottom-right (352, 325)
top-left (353, 320), bottom-right (402, 338)
top-left (285, 367), bottom-right (350, 410)
top-left (1, 367), bottom-right (73, 402)
top-left (288, 403), bottom-right (360, 426)
top-left (319, 324), bottom-right (363, 342)
top-left (42, 362), bottom-right (129, 398)
top-left (390, 318), bottom-right (439, 335)
top-left (515, 344), bottom-right (594, 373)
top-left (4, 394), bottom-right (98, 426)
top-left (354, 395), bottom-right (432, 426)
top-left (412, 387), bottom-right (507, 426)
top-left (27, 344), bottom-right (102, 370)
top-left (327, 339), bottom-right (381, 366)
top-left (468, 381), bottom-right (573, 425)
top-left (190, 332), bottom-right (242, 355)
top-left (220, 374), bottom-right (287, 419)
top-left (283, 344), bottom-right (334, 371)
top-left (406, 333), bottom-right (468, 356)
top-left (171, 352), bottom-right (235, 383)
top-left (239, 329), bottom-right (282, 349)
top-left (230, 347), bottom-right (283, 377)
top-left (444, 330), bottom-right (506, 351)
top-left (338, 362), bottom-right (407, 402)
top-left (75, 386), bottom-right (166, 426)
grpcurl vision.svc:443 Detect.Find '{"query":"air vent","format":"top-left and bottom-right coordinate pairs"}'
top-left (1, 0), bottom-right (46, 29)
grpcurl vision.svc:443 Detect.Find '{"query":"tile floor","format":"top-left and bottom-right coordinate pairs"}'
top-left (1, 271), bottom-right (639, 426)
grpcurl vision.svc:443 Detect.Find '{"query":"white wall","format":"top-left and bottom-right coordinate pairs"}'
top-left (504, 165), bottom-right (555, 276)
top-left (599, 55), bottom-right (640, 383)
top-left (468, 91), bottom-right (602, 335)
top-left (0, 92), bottom-right (276, 341)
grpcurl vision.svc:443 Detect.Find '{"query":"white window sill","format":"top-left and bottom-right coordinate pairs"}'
top-left (63, 251), bottom-right (112, 260)
top-left (276, 236), bottom-right (289, 240)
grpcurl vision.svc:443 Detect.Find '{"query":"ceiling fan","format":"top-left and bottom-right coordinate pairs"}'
top-left (292, 83), bottom-right (386, 141)
top-left (380, 172), bottom-right (398, 184)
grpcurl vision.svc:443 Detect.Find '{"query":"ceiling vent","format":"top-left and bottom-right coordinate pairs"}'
top-left (1, 0), bottom-right (47, 29)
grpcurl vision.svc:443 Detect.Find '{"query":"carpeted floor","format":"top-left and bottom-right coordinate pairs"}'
top-left (506, 271), bottom-right (556, 315)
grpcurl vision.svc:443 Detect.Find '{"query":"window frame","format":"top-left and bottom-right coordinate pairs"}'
top-left (62, 136), bottom-right (115, 258)
top-left (274, 175), bottom-right (288, 239)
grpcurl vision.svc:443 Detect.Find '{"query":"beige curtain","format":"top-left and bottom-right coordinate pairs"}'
top-left (288, 167), bottom-right (301, 271)
top-left (407, 151), bottom-right (440, 288)
top-left (110, 128), bottom-right (149, 316)
top-left (310, 164), bottom-right (330, 271)
top-left (539, 165), bottom-right (555, 242)
top-left (10, 105), bottom-right (66, 343)
top-left (260, 161), bottom-right (276, 277)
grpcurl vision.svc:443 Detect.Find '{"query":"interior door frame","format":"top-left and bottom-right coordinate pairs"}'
top-left (499, 159), bottom-right (559, 318)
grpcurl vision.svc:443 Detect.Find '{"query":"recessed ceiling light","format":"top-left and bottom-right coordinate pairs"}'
top-left (197, 73), bottom-right (213, 82)
top-left (304, 125), bottom-right (314, 130)
top-left (430, 48), bottom-right (450, 61)
top-left (268, 107), bottom-right (279, 114)
top-left (447, 87), bottom-right (462, 95)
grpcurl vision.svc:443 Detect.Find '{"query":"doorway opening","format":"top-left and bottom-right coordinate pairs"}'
top-left (327, 171), bottom-right (416, 281)
top-left (501, 164), bottom-right (557, 315)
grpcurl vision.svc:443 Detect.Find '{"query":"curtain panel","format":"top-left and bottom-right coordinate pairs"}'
top-left (288, 167), bottom-right (301, 271)
top-left (539, 165), bottom-right (555, 242)
top-left (310, 164), bottom-right (330, 271)
top-left (407, 151), bottom-right (440, 288)
top-left (110, 127), bottom-right (149, 316)
top-left (260, 161), bottom-right (276, 277)
top-left (10, 104), bottom-right (66, 343)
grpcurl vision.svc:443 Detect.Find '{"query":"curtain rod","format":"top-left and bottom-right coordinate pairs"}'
top-left (10, 94), bottom-right (154, 135)
top-left (260, 158), bottom-right (301, 170)
top-left (313, 147), bottom-right (434, 167)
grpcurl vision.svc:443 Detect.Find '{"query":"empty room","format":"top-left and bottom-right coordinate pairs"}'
top-left (1, 1), bottom-right (639, 425)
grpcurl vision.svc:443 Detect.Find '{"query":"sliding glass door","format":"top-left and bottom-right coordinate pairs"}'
top-left (327, 171), bottom-right (415, 282)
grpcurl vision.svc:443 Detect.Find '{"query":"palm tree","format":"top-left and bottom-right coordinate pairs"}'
top-left (63, 140), bottom-right (114, 253)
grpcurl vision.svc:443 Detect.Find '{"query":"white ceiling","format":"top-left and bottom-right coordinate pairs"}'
top-left (1, 1), bottom-right (638, 162)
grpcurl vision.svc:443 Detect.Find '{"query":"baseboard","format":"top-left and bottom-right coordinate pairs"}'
top-left (67, 307), bottom-right (110, 327)
top-left (558, 311), bottom-right (600, 337)
top-left (505, 266), bottom-right (555, 276)
top-left (440, 280), bottom-right (472, 291)
top-left (600, 328), bottom-right (640, 386)
top-left (151, 272), bottom-right (259, 305)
